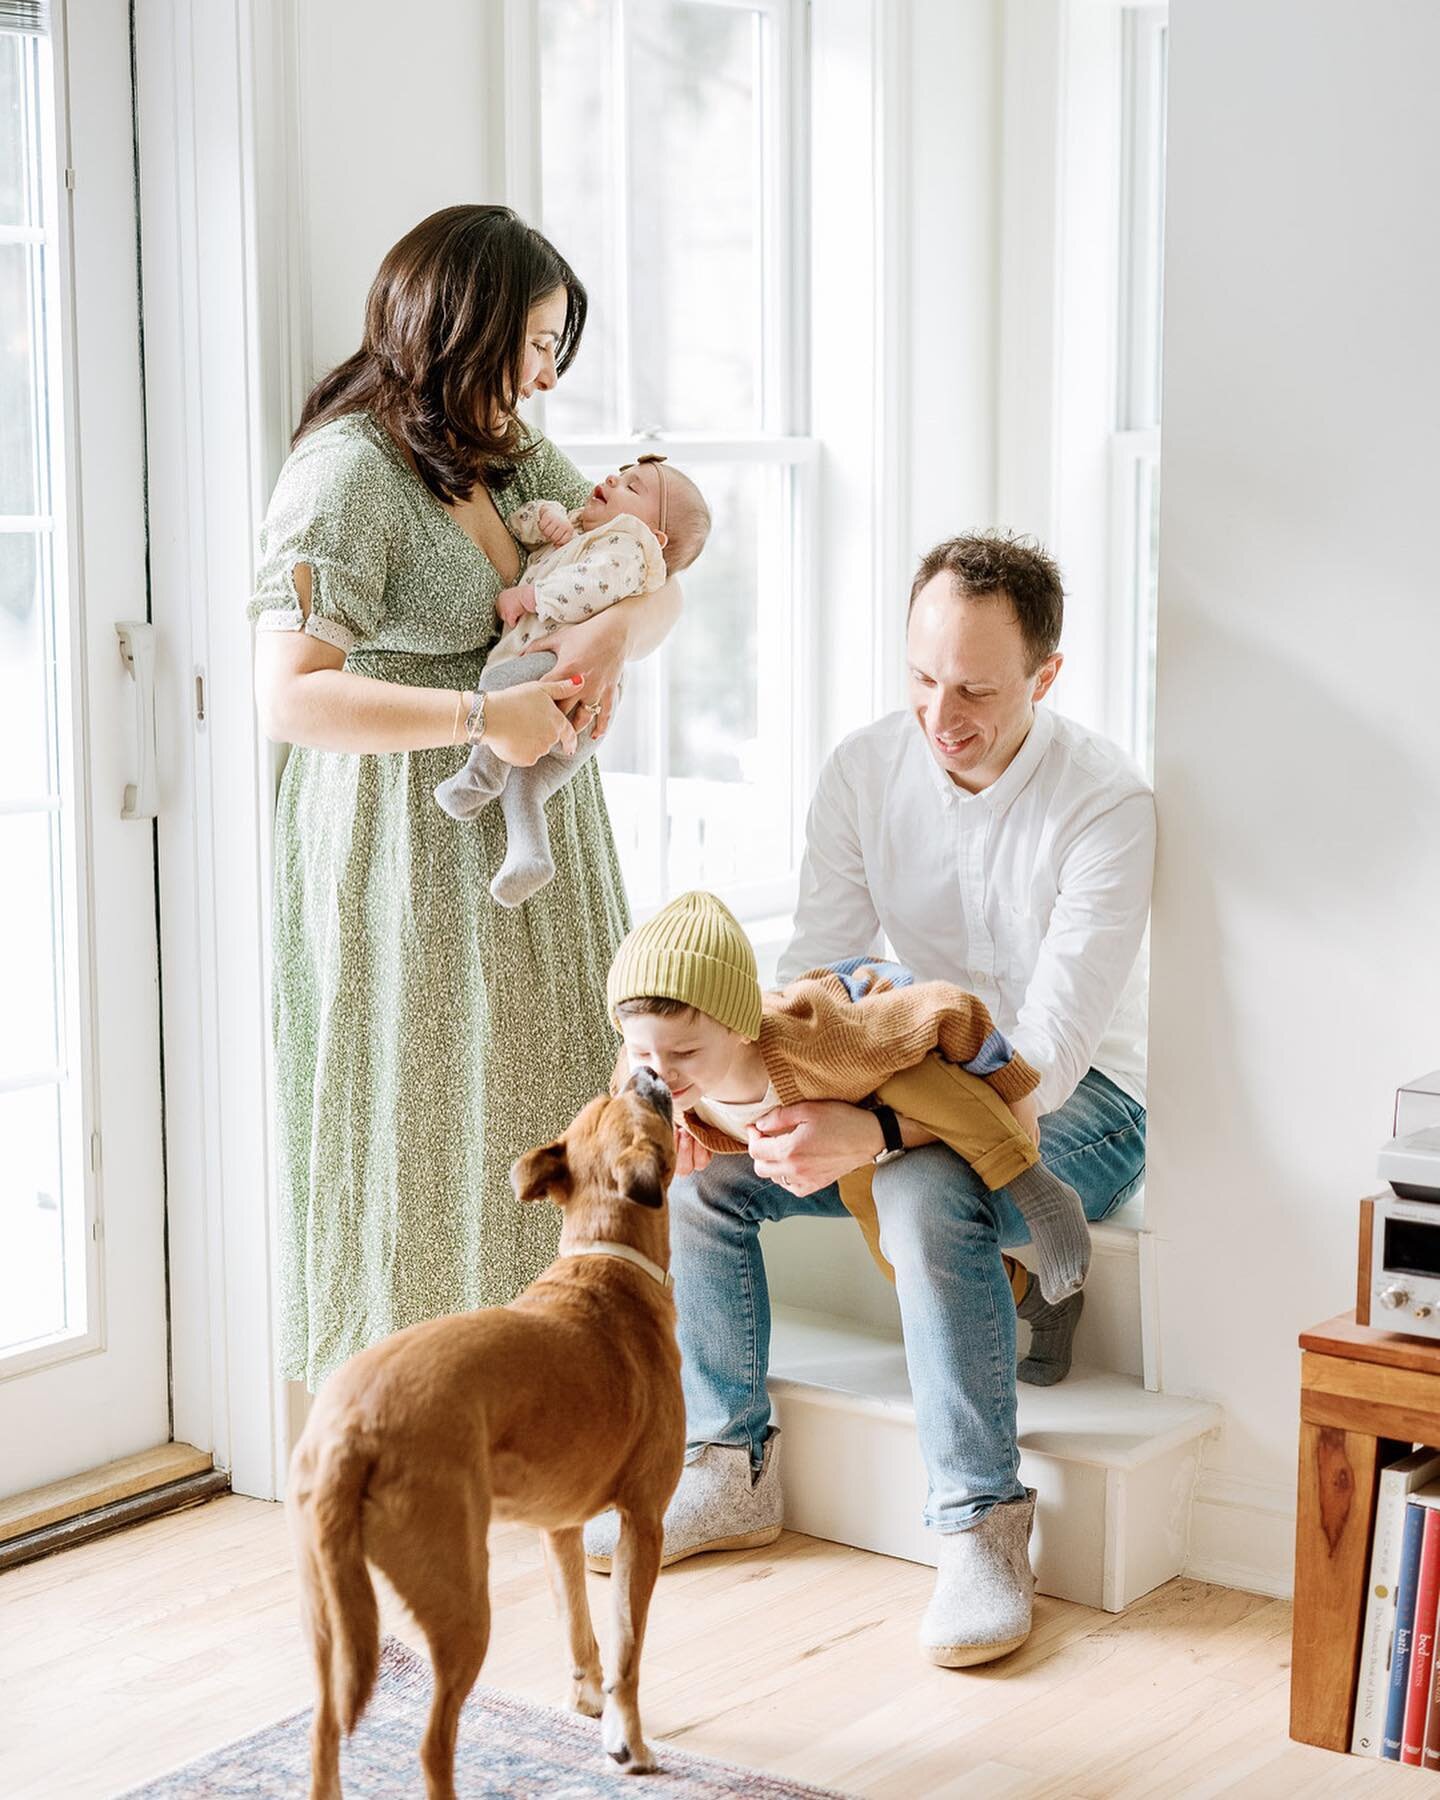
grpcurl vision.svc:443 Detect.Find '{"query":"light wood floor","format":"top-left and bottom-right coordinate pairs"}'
top-left (0, 1493), bottom-right (1427, 1798)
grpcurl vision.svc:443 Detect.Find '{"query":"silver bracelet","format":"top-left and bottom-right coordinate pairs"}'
top-left (464, 690), bottom-right (487, 744)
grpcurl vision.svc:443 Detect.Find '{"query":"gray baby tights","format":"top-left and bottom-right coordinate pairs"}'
top-left (433, 651), bottom-right (600, 909)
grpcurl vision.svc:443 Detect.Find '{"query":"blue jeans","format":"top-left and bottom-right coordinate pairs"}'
top-left (669, 1068), bottom-right (1146, 1531)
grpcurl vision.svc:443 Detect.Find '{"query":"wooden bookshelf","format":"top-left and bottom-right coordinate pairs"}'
top-left (1291, 1310), bottom-right (1440, 1752)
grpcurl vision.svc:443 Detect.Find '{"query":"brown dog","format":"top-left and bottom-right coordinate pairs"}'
top-left (287, 1066), bottom-right (684, 1800)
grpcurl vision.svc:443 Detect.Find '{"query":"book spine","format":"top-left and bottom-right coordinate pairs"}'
top-left (1423, 1623), bottom-right (1440, 1771)
top-left (1384, 1503), bottom-right (1429, 1760)
top-left (1402, 1507), bottom-right (1440, 1763)
top-left (1353, 1470), bottom-right (1410, 1754)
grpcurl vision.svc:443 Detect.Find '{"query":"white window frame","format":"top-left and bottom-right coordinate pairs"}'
top-left (997, 0), bottom-right (1168, 765)
top-left (132, 0), bottom-right (305, 1501)
top-left (1108, 4), bottom-right (1166, 768)
top-left (0, 10), bottom-right (100, 1378)
top-left (130, 0), bottom-right (901, 1497)
top-left (501, 0), bottom-right (816, 926)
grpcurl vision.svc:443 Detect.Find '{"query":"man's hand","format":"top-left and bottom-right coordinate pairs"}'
top-left (1007, 1091), bottom-right (1041, 1147)
top-left (496, 583), bottom-right (539, 628)
top-left (673, 1125), bottom-right (713, 1179)
top-left (537, 503), bottom-right (576, 548)
top-left (748, 1101), bottom-right (885, 1197)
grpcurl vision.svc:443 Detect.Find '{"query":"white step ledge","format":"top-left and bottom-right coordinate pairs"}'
top-left (768, 1304), bottom-right (1220, 1611)
top-left (762, 1187), bottom-right (1156, 1386)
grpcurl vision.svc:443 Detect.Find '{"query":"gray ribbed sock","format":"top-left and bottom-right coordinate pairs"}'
top-left (1017, 1273), bottom-right (1084, 1386)
top-left (1006, 1163), bottom-right (1090, 1303)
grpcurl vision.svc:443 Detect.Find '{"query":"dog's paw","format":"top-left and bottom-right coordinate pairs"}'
top-left (605, 1738), bottom-right (658, 1775)
top-left (602, 1703), bottom-right (658, 1772)
top-left (570, 1676), bottom-right (604, 1718)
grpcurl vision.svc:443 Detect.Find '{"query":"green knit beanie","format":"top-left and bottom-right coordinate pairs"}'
top-left (607, 890), bottom-right (763, 1041)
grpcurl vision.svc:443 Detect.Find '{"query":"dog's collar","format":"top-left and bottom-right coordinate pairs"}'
top-left (560, 1240), bottom-right (674, 1291)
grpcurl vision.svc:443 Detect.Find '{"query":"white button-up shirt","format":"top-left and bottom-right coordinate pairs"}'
top-left (778, 706), bottom-right (1155, 1115)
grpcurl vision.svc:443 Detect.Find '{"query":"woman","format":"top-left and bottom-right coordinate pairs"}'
top-left (250, 205), bottom-right (679, 1390)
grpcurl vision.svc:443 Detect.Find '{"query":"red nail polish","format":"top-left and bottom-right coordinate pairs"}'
top-left (570, 675), bottom-right (584, 686)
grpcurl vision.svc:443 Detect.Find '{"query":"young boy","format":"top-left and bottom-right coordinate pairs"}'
top-left (434, 454), bottom-right (711, 908)
top-left (607, 889), bottom-right (1090, 1312)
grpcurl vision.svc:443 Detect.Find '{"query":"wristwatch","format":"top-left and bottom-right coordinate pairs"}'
top-left (871, 1103), bottom-right (906, 1167)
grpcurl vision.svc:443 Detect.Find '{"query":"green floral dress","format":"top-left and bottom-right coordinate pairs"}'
top-left (248, 413), bottom-right (630, 1390)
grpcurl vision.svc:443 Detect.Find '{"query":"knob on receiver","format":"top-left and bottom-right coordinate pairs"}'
top-left (1380, 1284), bottom-right (1412, 1311)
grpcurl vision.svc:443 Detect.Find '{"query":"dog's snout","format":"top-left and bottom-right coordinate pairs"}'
top-left (628, 1065), bottom-right (674, 1121)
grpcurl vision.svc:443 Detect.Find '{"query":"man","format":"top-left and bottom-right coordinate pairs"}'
top-left (587, 533), bottom-right (1154, 1666)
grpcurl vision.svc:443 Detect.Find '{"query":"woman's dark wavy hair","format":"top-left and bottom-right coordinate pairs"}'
top-left (294, 205), bottom-right (587, 504)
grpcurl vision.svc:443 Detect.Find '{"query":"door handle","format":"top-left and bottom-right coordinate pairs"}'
top-left (115, 621), bottom-right (158, 820)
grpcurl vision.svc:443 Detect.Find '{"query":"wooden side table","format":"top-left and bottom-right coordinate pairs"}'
top-left (1291, 1310), bottom-right (1440, 1750)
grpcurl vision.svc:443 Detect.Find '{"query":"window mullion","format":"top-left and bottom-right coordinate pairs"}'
top-left (755, 6), bottom-right (775, 434)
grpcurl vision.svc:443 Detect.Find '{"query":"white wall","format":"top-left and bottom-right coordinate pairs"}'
top-left (1148, 0), bottom-right (1440, 1595)
top-left (297, 0), bottom-right (503, 377)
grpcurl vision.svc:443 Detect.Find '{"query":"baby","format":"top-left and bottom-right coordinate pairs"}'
top-left (434, 453), bottom-right (711, 909)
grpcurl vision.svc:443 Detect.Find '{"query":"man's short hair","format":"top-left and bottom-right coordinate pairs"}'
top-left (908, 532), bottom-right (1065, 671)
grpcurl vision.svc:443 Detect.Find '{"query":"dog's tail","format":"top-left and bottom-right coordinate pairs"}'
top-left (293, 1437), bottom-right (381, 1736)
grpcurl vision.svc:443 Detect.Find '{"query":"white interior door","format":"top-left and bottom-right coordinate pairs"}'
top-left (0, 0), bottom-right (169, 1494)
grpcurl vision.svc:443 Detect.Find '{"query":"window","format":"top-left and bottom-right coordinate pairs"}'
top-left (1110, 5), bottom-right (1167, 770)
top-left (533, 0), bottom-right (812, 919)
top-left (1, 3), bottom-right (86, 1359)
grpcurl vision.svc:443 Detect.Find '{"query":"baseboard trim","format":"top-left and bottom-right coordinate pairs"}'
top-left (1183, 1555), bottom-right (1293, 1600)
top-left (1184, 1468), bottom-right (1295, 1599)
top-left (0, 1469), bottom-right (231, 1572)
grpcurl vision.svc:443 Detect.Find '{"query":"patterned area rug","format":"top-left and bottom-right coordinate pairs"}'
top-left (118, 1637), bottom-right (851, 1798)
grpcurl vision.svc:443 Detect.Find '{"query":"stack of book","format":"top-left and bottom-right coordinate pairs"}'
top-left (1353, 1447), bottom-right (1440, 1763)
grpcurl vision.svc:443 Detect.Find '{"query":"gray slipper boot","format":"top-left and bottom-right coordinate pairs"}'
top-left (920, 1488), bottom-right (1038, 1668)
top-left (584, 1433), bottom-right (783, 1573)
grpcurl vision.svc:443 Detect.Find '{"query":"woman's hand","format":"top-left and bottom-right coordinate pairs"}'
top-left (748, 1102), bottom-right (885, 1197)
top-left (528, 607), bottom-right (629, 741)
top-left (481, 675), bottom-right (583, 767)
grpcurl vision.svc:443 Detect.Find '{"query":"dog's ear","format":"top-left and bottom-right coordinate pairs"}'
top-left (511, 1139), bottom-right (571, 1206)
top-left (615, 1146), bottom-right (666, 1210)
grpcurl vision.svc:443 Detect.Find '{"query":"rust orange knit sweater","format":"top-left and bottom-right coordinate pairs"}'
top-left (613, 969), bottom-right (1040, 1154)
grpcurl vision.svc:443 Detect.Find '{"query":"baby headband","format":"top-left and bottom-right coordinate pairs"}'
top-left (620, 451), bottom-right (668, 538)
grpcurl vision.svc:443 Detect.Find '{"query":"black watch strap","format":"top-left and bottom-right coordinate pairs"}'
top-left (873, 1103), bottom-right (904, 1159)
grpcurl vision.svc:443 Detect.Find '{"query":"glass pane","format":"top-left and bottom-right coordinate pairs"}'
top-left (0, 530), bottom-right (54, 803)
top-left (665, 462), bottom-right (789, 891)
top-left (1144, 26), bottom-right (1169, 427)
top-left (596, 651), bottom-right (665, 909)
top-left (0, 33), bottom-right (40, 230)
top-left (539, 0), bottom-right (767, 438)
top-left (1120, 12), bottom-right (1168, 432)
top-left (1, 241), bottom-right (43, 515)
top-left (597, 461), bottom-right (791, 908)
top-left (667, 461), bottom-right (759, 782)
top-left (538, 0), bottom-right (624, 436)
top-left (628, 0), bottom-right (762, 434)
top-left (1136, 454), bottom-right (1161, 773)
top-left (0, 1083), bottom-right (67, 1352)
top-left (0, 811), bottom-right (62, 1082)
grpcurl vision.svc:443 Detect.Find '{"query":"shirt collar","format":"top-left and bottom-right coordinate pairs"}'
top-left (912, 704), bottom-right (1056, 816)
